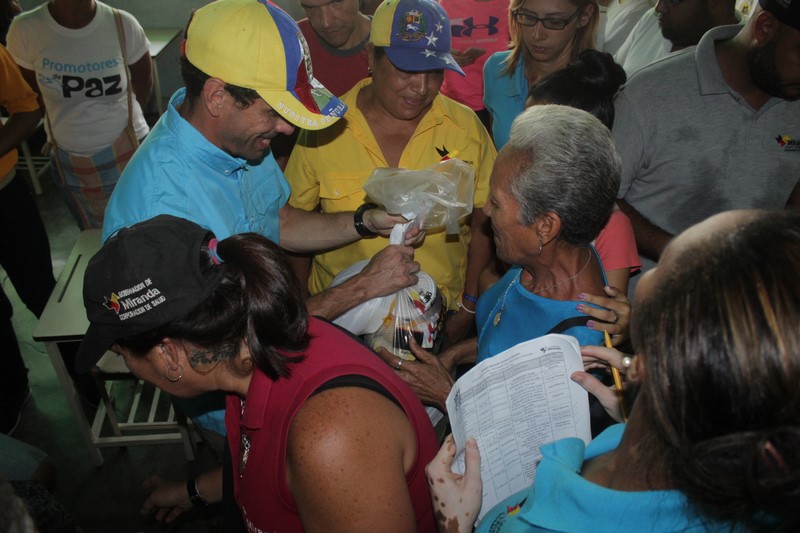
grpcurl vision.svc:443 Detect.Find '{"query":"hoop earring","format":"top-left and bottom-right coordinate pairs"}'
top-left (164, 364), bottom-right (184, 383)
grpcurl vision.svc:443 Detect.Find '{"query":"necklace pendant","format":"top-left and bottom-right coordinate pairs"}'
top-left (493, 311), bottom-right (502, 326)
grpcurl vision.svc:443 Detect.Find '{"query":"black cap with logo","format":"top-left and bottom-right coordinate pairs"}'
top-left (76, 215), bottom-right (224, 373)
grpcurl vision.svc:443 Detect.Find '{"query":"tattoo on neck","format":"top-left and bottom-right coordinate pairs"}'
top-left (190, 344), bottom-right (236, 366)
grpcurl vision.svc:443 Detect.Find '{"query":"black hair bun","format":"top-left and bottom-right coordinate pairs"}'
top-left (569, 49), bottom-right (627, 97)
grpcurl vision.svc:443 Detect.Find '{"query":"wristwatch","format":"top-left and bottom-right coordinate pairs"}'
top-left (354, 202), bottom-right (379, 238)
top-left (187, 478), bottom-right (209, 508)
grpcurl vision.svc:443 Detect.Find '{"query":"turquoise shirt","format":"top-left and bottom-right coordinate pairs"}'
top-left (483, 51), bottom-right (527, 149)
top-left (478, 424), bottom-right (734, 532)
top-left (476, 248), bottom-right (607, 363)
top-left (103, 88), bottom-right (290, 243)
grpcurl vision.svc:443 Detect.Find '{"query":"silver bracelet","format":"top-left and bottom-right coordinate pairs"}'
top-left (187, 478), bottom-right (209, 508)
top-left (458, 301), bottom-right (476, 314)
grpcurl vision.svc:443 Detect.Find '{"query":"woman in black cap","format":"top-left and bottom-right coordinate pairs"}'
top-left (76, 214), bottom-right (439, 533)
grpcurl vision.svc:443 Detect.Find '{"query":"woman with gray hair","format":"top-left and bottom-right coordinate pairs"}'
top-left (430, 209), bottom-right (800, 531)
top-left (378, 104), bottom-right (624, 415)
top-left (475, 104), bottom-right (619, 360)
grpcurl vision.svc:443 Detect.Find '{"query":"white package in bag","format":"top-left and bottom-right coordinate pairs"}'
top-left (330, 259), bottom-right (443, 349)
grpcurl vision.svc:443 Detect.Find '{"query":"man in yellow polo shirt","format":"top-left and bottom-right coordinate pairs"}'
top-left (286, 0), bottom-right (496, 345)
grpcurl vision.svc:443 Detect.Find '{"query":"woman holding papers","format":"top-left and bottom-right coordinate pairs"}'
top-left (429, 209), bottom-right (800, 532)
top-left (74, 215), bottom-right (439, 533)
top-left (379, 105), bottom-right (629, 412)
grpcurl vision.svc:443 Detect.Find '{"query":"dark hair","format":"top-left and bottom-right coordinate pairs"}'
top-left (1, 0), bottom-right (21, 45)
top-left (180, 55), bottom-right (260, 108)
top-left (0, 477), bottom-right (34, 533)
top-left (528, 49), bottom-right (626, 129)
top-left (9, 480), bottom-right (78, 533)
top-left (117, 233), bottom-right (310, 380)
top-left (631, 210), bottom-right (800, 530)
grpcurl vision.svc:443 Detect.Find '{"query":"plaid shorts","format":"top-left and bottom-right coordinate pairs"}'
top-left (52, 126), bottom-right (138, 230)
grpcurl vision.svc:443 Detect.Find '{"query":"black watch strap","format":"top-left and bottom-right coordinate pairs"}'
top-left (187, 478), bottom-right (209, 508)
top-left (354, 202), bottom-right (379, 238)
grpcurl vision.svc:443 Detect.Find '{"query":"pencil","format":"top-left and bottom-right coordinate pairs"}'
top-left (605, 330), bottom-right (629, 422)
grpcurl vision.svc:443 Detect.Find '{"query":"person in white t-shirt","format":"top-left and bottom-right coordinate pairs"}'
top-left (614, 0), bottom-right (738, 75)
top-left (602, 0), bottom-right (652, 55)
top-left (7, 0), bottom-right (152, 229)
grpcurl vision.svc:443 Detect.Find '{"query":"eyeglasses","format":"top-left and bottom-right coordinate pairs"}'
top-left (512, 7), bottom-right (583, 30)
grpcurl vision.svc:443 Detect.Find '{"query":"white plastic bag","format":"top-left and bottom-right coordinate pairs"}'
top-left (365, 272), bottom-right (443, 360)
top-left (330, 260), bottom-right (443, 349)
top-left (363, 158), bottom-right (475, 235)
top-left (331, 159), bottom-right (470, 350)
top-left (330, 259), bottom-right (392, 335)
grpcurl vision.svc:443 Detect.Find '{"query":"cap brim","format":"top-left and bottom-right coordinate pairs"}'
top-left (258, 85), bottom-right (348, 131)
top-left (75, 323), bottom-right (118, 374)
top-left (385, 47), bottom-right (465, 76)
top-left (759, 0), bottom-right (800, 30)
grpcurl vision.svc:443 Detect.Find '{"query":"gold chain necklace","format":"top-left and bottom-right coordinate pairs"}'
top-left (493, 248), bottom-right (592, 327)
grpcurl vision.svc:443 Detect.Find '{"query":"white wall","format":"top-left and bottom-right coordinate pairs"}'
top-left (18, 0), bottom-right (304, 27)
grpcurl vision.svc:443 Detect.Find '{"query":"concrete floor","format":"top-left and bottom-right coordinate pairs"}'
top-left (4, 167), bottom-right (224, 532)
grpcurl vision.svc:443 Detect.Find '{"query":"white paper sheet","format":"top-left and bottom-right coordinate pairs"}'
top-left (446, 334), bottom-right (592, 522)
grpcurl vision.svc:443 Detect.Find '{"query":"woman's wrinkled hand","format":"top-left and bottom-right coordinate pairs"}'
top-left (577, 285), bottom-right (631, 346)
top-left (375, 338), bottom-right (455, 412)
top-left (426, 435), bottom-right (482, 533)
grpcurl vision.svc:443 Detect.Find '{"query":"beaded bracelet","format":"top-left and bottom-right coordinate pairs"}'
top-left (462, 293), bottom-right (478, 304)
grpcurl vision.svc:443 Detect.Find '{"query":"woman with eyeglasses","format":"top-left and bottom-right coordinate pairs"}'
top-left (483, 0), bottom-right (599, 148)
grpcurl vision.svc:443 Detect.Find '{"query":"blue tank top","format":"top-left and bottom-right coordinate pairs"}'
top-left (476, 247), bottom-right (607, 363)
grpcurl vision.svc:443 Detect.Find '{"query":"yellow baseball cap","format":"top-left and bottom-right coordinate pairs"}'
top-left (185, 0), bottom-right (347, 130)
